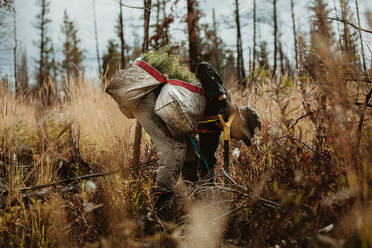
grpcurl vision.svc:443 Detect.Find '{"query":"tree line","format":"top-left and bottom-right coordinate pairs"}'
top-left (0, 0), bottom-right (371, 102)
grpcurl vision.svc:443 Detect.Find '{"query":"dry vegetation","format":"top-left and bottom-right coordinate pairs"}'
top-left (0, 60), bottom-right (372, 247)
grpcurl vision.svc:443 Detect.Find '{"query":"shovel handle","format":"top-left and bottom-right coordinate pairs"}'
top-left (218, 113), bottom-right (235, 141)
top-left (224, 140), bottom-right (229, 173)
top-left (218, 113), bottom-right (235, 174)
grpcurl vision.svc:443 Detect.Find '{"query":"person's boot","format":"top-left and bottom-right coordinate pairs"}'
top-left (182, 160), bottom-right (199, 199)
top-left (182, 160), bottom-right (199, 183)
top-left (150, 187), bottom-right (174, 221)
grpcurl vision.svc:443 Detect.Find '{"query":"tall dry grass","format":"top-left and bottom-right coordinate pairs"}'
top-left (0, 53), bottom-right (371, 247)
top-left (0, 79), bottom-right (144, 247)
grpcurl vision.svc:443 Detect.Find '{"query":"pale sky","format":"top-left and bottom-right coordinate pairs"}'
top-left (0, 0), bottom-right (371, 86)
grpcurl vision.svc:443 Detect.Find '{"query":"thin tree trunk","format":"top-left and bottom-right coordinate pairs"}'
top-left (133, 0), bottom-right (152, 168)
top-left (248, 47), bottom-right (252, 75)
top-left (143, 0), bottom-right (152, 52)
top-left (13, 11), bottom-right (17, 94)
top-left (252, 0), bottom-right (257, 72)
top-left (155, 0), bottom-right (160, 49)
top-left (355, 0), bottom-right (367, 72)
top-left (92, 0), bottom-right (102, 76)
top-left (212, 9), bottom-right (221, 73)
top-left (279, 39), bottom-right (284, 75)
top-left (358, 85), bottom-right (372, 145)
top-left (235, 0), bottom-right (241, 79)
top-left (119, 0), bottom-right (126, 69)
top-left (187, 0), bottom-right (198, 73)
top-left (39, 0), bottom-right (46, 88)
top-left (339, 0), bottom-right (350, 53)
top-left (333, 0), bottom-right (343, 50)
top-left (162, 0), bottom-right (169, 46)
top-left (273, 0), bottom-right (277, 75)
top-left (290, 0), bottom-right (298, 70)
top-left (235, 0), bottom-right (245, 81)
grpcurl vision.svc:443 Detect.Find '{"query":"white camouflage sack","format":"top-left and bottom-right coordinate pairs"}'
top-left (106, 60), bottom-right (206, 136)
top-left (154, 80), bottom-right (206, 137)
top-left (105, 61), bottom-right (165, 118)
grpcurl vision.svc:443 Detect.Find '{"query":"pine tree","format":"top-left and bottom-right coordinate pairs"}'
top-left (102, 39), bottom-right (120, 79)
top-left (339, 0), bottom-right (359, 72)
top-left (143, 0), bottom-right (152, 52)
top-left (150, 0), bottom-right (174, 50)
top-left (17, 50), bottom-right (29, 97)
top-left (187, 0), bottom-right (199, 73)
top-left (211, 9), bottom-right (222, 74)
top-left (13, 11), bottom-right (17, 91)
top-left (252, 0), bottom-right (257, 72)
top-left (224, 50), bottom-right (236, 80)
top-left (306, 0), bottom-right (334, 80)
top-left (152, 0), bottom-right (161, 50)
top-left (61, 10), bottom-right (84, 82)
top-left (272, 0), bottom-right (278, 75)
top-left (258, 41), bottom-right (269, 70)
top-left (116, 0), bottom-right (126, 68)
top-left (92, 0), bottom-right (102, 75)
top-left (355, 0), bottom-right (366, 72)
top-left (234, 0), bottom-right (245, 82)
top-left (310, 0), bottom-right (333, 49)
top-left (34, 0), bottom-right (55, 89)
top-left (198, 11), bottom-right (225, 77)
top-left (161, 0), bottom-right (170, 46)
top-left (290, 0), bottom-right (298, 70)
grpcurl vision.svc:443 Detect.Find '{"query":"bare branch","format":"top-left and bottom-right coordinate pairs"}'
top-left (289, 112), bottom-right (313, 129)
top-left (354, 102), bottom-right (372, 108)
top-left (18, 170), bottom-right (119, 193)
top-left (114, 0), bottom-right (150, 10)
top-left (318, 16), bottom-right (372, 34)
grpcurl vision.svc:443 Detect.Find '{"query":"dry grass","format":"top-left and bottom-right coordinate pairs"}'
top-left (0, 59), bottom-right (371, 247)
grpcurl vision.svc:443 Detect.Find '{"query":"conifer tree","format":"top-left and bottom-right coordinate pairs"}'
top-left (116, 0), bottom-right (126, 68)
top-left (339, 0), bottom-right (358, 69)
top-left (102, 39), bottom-right (120, 79)
top-left (34, 0), bottom-right (55, 89)
top-left (13, 11), bottom-right (17, 90)
top-left (211, 9), bottom-right (222, 74)
top-left (234, 0), bottom-right (245, 82)
top-left (187, 0), bottom-right (199, 73)
top-left (258, 41), bottom-right (269, 70)
top-left (17, 50), bottom-right (29, 97)
top-left (252, 0), bottom-right (257, 72)
top-left (92, 0), bottom-right (102, 76)
top-left (61, 10), bottom-right (84, 82)
top-left (224, 50), bottom-right (235, 80)
top-left (162, 0), bottom-right (169, 46)
top-left (198, 11), bottom-right (224, 76)
top-left (355, 0), bottom-right (366, 73)
top-left (150, 0), bottom-right (173, 50)
top-left (290, 0), bottom-right (298, 70)
top-left (272, 0), bottom-right (278, 75)
top-left (307, 0), bottom-right (334, 80)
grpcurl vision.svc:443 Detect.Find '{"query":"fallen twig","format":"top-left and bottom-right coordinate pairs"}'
top-left (18, 171), bottom-right (119, 193)
top-left (289, 112), bottom-right (313, 129)
top-left (2, 158), bottom-right (159, 196)
top-left (212, 205), bottom-right (245, 223)
top-left (354, 102), bottom-right (372, 108)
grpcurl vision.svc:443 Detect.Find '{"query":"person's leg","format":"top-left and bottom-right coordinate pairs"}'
top-left (182, 137), bottom-right (199, 183)
top-left (132, 91), bottom-right (187, 194)
top-left (198, 132), bottom-right (221, 181)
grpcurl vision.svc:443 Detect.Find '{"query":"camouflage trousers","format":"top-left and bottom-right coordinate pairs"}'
top-left (132, 92), bottom-right (197, 193)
